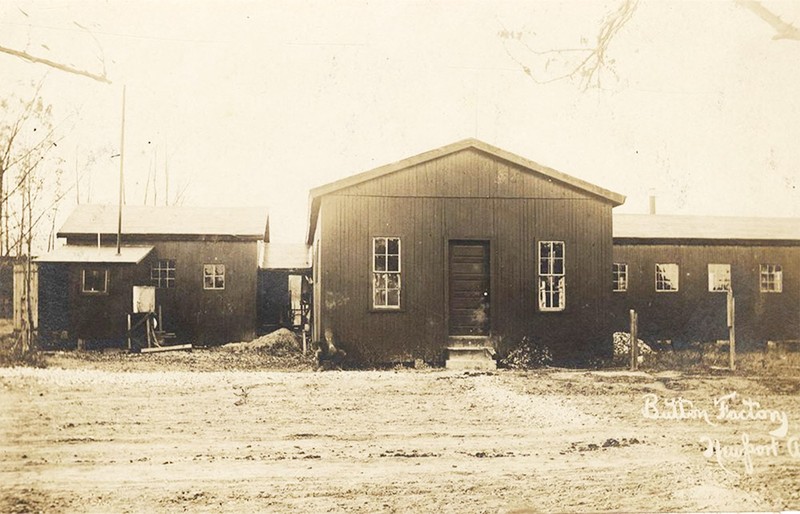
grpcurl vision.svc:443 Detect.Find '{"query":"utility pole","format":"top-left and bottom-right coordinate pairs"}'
top-left (116, 85), bottom-right (126, 255)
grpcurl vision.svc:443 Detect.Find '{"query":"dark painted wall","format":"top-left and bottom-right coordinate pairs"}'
top-left (611, 243), bottom-right (800, 347)
top-left (46, 237), bottom-right (259, 346)
top-left (314, 148), bottom-right (615, 364)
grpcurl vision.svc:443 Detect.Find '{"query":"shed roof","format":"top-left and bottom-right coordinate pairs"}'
top-left (613, 214), bottom-right (800, 242)
top-left (36, 245), bottom-right (154, 264)
top-left (59, 205), bottom-right (269, 241)
top-left (260, 243), bottom-right (311, 270)
top-left (307, 139), bottom-right (626, 244)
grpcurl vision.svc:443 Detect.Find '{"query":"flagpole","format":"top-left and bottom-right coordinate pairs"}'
top-left (117, 85), bottom-right (126, 255)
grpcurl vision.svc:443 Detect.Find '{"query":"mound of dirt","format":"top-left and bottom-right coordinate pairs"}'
top-left (221, 329), bottom-right (302, 355)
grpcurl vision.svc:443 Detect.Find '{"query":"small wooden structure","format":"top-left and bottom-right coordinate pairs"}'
top-left (36, 205), bottom-right (269, 349)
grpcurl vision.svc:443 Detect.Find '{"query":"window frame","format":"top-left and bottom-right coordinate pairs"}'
top-left (538, 240), bottom-right (566, 312)
top-left (707, 263), bottom-right (731, 293)
top-left (612, 262), bottom-right (628, 293)
top-left (203, 263), bottom-right (226, 290)
top-left (372, 236), bottom-right (402, 310)
top-left (81, 268), bottom-right (109, 295)
top-left (759, 264), bottom-right (783, 293)
top-left (151, 259), bottom-right (176, 289)
top-left (655, 263), bottom-right (679, 293)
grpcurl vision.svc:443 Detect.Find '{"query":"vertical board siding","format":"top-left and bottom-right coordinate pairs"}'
top-left (317, 148), bottom-right (615, 363)
top-left (611, 244), bottom-right (800, 346)
top-left (47, 239), bottom-right (259, 346)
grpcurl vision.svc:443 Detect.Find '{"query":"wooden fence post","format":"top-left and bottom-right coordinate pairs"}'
top-left (727, 288), bottom-right (736, 371)
top-left (630, 309), bottom-right (638, 371)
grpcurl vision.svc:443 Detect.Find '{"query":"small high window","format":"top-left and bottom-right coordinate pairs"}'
top-left (708, 264), bottom-right (731, 292)
top-left (760, 264), bottom-right (782, 293)
top-left (203, 264), bottom-right (225, 290)
top-left (655, 263), bottom-right (679, 292)
top-left (613, 263), bottom-right (628, 292)
top-left (373, 237), bottom-right (401, 309)
top-left (151, 259), bottom-right (175, 288)
top-left (538, 241), bottom-right (565, 311)
top-left (82, 269), bottom-right (108, 294)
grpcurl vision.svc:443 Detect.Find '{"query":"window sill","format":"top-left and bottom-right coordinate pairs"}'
top-left (370, 307), bottom-right (405, 313)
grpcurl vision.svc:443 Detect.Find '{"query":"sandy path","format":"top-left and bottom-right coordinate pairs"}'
top-left (1, 366), bottom-right (798, 512)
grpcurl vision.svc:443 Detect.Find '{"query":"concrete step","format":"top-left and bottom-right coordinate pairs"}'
top-left (445, 346), bottom-right (497, 370)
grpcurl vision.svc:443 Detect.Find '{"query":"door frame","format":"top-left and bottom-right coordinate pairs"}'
top-left (444, 237), bottom-right (494, 338)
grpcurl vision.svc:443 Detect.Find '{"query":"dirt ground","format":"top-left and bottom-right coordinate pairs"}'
top-left (1, 351), bottom-right (799, 513)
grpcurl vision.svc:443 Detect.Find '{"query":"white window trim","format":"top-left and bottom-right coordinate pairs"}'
top-left (151, 259), bottom-right (176, 289)
top-left (613, 263), bottom-right (628, 293)
top-left (759, 264), bottom-right (783, 293)
top-left (372, 236), bottom-right (401, 310)
top-left (203, 264), bottom-right (226, 290)
top-left (708, 263), bottom-right (731, 293)
top-left (538, 241), bottom-right (565, 312)
top-left (81, 269), bottom-right (109, 294)
top-left (655, 263), bottom-right (679, 293)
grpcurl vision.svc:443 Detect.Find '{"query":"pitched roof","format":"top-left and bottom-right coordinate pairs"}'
top-left (36, 245), bottom-right (154, 264)
top-left (613, 214), bottom-right (800, 242)
top-left (58, 205), bottom-right (269, 241)
top-left (307, 138), bottom-right (626, 244)
top-left (260, 243), bottom-right (312, 270)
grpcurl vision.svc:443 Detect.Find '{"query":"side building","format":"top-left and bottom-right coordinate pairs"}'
top-left (307, 138), bottom-right (626, 365)
top-left (611, 214), bottom-right (800, 347)
top-left (37, 205), bottom-right (268, 348)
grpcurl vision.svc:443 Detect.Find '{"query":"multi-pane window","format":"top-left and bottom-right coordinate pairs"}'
top-left (82, 269), bottom-right (108, 294)
top-left (708, 264), bottom-right (731, 292)
top-left (151, 259), bottom-right (175, 288)
top-left (373, 237), bottom-right (401, 309)
top-left (538, 241), bottom-right (565, 311)
top-left (655, 263), bottom-right (679, 292)
top-left (760, 264), bottom-right (783, 293)
top-left (203, 264), bottom-right (225, 290)
top-left (613, 263), bottom-right (628, 292)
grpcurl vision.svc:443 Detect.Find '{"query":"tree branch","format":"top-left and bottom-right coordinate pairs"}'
top-left (500, 0), bottom-right (639, 90)
top-left (736, 0), bottom-right (800, 41)
top-left (0, 44), bottom-right (111, 84)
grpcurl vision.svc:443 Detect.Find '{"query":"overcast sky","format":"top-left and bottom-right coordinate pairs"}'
top-left (2, 0), bottom-right (799, 243)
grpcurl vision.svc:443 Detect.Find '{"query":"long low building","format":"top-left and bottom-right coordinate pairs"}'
top-left (611, 214), bottom-right (800, 348)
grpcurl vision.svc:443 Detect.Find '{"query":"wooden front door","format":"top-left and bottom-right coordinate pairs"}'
top-left (448, 241), bottom-right (490, 336)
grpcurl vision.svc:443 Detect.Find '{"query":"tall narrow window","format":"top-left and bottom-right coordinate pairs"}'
top-left (373, 237), bottom-right (401, 309)
top-left (538, 241), bottom-right (565, 311)
top-left (760, 264), bottom-right (782, 293)
top-left (613, 263), bottom-right (628, 292)
top-left (203, 264), bottom-right (225, 290)
top-left (708, 264), bottom-right (731, 292)
top-left (82, 269), bottom-right (108, 294)
top-left (151, 259), bottom-right (175, 288)
top-left (655, 263), bottom-right (679, 292)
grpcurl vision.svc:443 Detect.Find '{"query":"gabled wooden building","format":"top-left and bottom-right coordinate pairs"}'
top-left (306, 139), bottom-right (626, 364)
top-left (37, 205), bottom-right (268, 347)
top-left (611, 214), bottom-right (800, 347)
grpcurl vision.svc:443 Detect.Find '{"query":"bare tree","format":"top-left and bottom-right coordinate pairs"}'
top-left (500, 0), bottom-right (799, 90)
top-left (499, 0), bottom-right (639, 90)
top-left (0, 88), bottom-right (67, 352)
